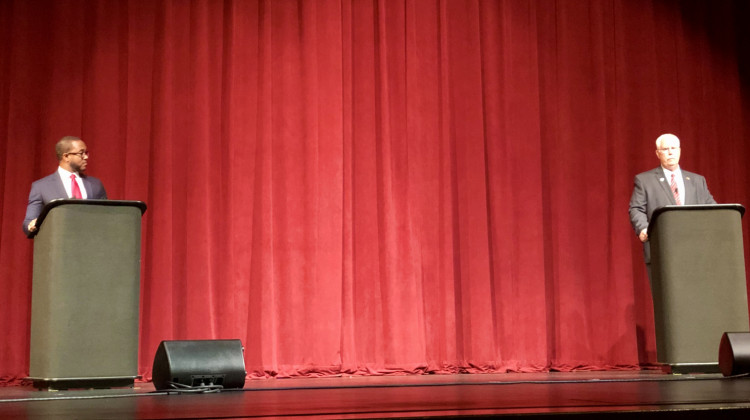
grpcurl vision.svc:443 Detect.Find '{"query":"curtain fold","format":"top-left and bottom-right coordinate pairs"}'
top-left (2, 0), bottom-right (749, 382)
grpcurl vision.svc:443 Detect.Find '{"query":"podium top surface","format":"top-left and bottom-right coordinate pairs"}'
top-left (651, 204), bottom-right (745, 220)
top-left (648, 204), bottom-right (745, 237)
top-left (33, 199), bottom-right (147, 238)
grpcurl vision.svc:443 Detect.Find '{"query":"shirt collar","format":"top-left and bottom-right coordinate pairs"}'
top-left (57, 166), bottom-right (80, 178)
top-left (661, 166), bottom-right (681, 179)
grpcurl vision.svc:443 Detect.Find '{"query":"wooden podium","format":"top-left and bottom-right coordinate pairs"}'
top-left (27, 199), bottom-right (146, 389)
top-left (648, 204), bottom-right (749, 373)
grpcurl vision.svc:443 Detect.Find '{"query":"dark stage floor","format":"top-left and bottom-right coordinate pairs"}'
top-left (2, 371), bottom-right (750, 419)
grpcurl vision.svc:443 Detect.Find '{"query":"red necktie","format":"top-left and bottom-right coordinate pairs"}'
top-left (670, 173), bottom-right (681, 205)
top-left (71, 174), bottom-right (83, 199)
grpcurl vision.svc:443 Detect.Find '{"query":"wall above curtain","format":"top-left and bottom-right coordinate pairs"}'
top-left (1, 0), bottom-right (749, 382)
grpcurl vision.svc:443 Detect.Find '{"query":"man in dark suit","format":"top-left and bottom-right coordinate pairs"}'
top-left (629, 133), bottom-right (716, 267)
top-left (23, 136), bottom-right (107, 237)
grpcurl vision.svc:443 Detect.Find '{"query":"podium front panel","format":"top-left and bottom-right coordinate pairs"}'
top-left (651, 207), bottom-right (749, 367)
top-left (29, 202), bottom-right (142, 386)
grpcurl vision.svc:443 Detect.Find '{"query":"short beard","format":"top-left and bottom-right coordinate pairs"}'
top-left (69, 162), bottom-right (85, 174)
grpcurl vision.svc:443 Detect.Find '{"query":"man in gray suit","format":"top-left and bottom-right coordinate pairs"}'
top-left (23, 136), bottom-right (107, 237)
top-left (629, 133), bottom-right (716, 268)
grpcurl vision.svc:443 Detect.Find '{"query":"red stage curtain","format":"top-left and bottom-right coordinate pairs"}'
top-left (1, 0), bottom-right (749, 382)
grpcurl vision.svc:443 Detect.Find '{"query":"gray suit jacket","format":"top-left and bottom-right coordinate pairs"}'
top-left (628, 166), bottom-right (716, 262)
top-left (23, 171), bottom-right (107, 237)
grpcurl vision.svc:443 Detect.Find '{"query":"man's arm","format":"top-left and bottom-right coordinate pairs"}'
top-left (698, 175), bottom-right (717, 205)
top-left (95, 182), bottom-right (107, 199)
top-left (23, 183), bottom-right (44, 237)
top-left (628, 176), bottom-right (649, 242)
top-left (86, 177), bottom-right (107, 200)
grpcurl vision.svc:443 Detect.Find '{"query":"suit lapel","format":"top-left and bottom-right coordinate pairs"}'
top-left (52, 172), bottom-right (69, 199)
top-left (81, 177), bottom-right (91, 198)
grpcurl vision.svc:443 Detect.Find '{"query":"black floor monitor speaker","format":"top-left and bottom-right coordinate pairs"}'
top-left (152, 339), bottom-right (246, 390)
top-left (719, 332), bottom-right (750, 377)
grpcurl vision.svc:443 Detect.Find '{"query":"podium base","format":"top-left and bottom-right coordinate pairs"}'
top-left (660, 363), bottom-right (721, 375)
top-left (27, 376), bottom-right (137, 390)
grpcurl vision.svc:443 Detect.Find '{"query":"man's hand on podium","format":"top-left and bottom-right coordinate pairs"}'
top-left (28, 218), bottom-right (38, 233)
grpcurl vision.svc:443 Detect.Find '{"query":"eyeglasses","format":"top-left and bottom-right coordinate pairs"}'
top-left (66, 150), bottom-right (89, 158)
top-left (657, 147), bottom-right (680, 153)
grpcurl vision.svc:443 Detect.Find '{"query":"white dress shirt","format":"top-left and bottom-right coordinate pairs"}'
top-left (57, 166), bottom-right (88, 199)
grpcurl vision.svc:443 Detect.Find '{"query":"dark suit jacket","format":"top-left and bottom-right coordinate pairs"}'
top-left (23, 171), bottom-right (107, 237)
top-left (628, 166), bottom-right (716, 262)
